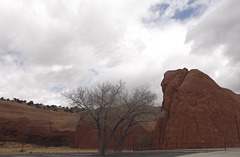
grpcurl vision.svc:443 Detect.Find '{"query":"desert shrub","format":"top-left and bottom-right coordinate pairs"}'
top-left (27, 101), bottom-right (34, 106)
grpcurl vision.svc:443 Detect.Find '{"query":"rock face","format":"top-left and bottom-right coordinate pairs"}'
top-left (0, 99), bottom-right (156, 149)
top-left (0, 100), bottom-right (78, 147)
top-left (75, 121), bottom-right (156, 150)
top-left (154, 68), bottom-right (240, 149)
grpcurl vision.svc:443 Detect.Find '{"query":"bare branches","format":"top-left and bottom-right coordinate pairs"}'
top-left (62, 81), bottom-right (164, 155)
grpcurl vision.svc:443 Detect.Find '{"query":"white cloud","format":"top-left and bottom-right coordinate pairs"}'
top-left (0, 0), bottom-right (238, 106)
top-left (186, 0), bottom-right (240, 92)
top-left (0, 0), bottom-right (163, 105)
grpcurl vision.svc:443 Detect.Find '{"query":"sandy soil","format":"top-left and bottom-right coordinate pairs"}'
top-left (0, 142), bottom-right (97, 154)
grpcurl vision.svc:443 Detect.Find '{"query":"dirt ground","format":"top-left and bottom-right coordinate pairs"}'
top-left (0, 142), bottom-right (96, 154)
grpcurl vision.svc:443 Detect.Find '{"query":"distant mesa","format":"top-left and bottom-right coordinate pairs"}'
top-left (0, 100), bottom-right (78, 147)
top-left (154, 68), bottom-right (240, 149)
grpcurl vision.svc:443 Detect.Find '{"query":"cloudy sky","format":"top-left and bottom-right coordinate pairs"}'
top-left (0, 0), bottom-right (239, 106)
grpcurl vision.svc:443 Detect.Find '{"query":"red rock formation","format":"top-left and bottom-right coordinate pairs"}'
top-left (154, 68), bottom-right (240, 149)
top-left (0, 99), bottom-right (156, 149)
top-left (0, 100), bottom-right (77, 147)
top-left (75, 121), bottom-right (156, 150)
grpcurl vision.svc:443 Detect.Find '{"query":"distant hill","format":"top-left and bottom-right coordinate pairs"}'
top-left (0, 99), bottom-right (79, 147)
top-left (0, 98), bottom-right (157, 150)
top-left (154, 68), bottom-right (240, 149)
top-left (0, 97), bottom-right (81, 113)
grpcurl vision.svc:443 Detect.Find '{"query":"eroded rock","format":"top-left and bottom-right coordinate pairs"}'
top-left (0, 100), bottom-right (77, 147)
top-left (154, 68), bottom-right (240, 149)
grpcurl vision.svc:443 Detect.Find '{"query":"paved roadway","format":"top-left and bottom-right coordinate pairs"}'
top-left (0, 151), bottom-right (197, 157)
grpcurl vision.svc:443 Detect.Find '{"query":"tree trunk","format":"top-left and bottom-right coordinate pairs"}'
top-left (98, 124), bottom-right (107, 156)
top-left (98, 138), bottom-right (103, 155)
top-left (118, 136), bottom-right (126, 153)
top-left (118, 143), bottom-right (123, 153)
top-left (100, 144), bottom-right (106, 156)
top-left (97, 124), bottom-right (104, 156)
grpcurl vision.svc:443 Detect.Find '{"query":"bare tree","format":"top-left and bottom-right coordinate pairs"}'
top-left (112, 86), bottom-right (164, 152)
top-left (62, 81), bottom-right (162, 155)
top-left (113, 109), bottom-right (163, 152)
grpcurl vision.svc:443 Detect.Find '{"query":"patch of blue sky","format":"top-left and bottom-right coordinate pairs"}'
top-left (172, 5), bottom-right (204, 20)
top-left (51, 86), bottom-right (64, 93)
top-left (188, 0), bottom-right (196, 5)
top-left (151, 3), bottom-right (169, 15)
top-left (142, 3), bottom-right (170, 24)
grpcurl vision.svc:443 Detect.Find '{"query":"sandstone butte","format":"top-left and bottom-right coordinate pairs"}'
top-left (154, 68), bottom-right (240, 149)
top-left (0, 100), bottom-right (78, 147)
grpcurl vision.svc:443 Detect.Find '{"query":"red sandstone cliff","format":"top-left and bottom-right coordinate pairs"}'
top-left (0, 100), bottom-right (78, 147)
top-left (75, 121), bottom-right (156, 150)
top-left (0, 99), bottom-right (156, 149)
top-left (154, 68), bottom-right (240, 149)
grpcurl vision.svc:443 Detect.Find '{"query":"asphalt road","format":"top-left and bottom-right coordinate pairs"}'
top-left (0, 151), bottom-right (197, 157)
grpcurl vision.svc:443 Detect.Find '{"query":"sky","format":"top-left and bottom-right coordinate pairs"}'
top-left (0, 0), bottom-right (239, 106)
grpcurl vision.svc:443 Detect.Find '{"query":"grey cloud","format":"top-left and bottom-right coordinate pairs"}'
top-left (2, 1), bottom-right (128, 67)
top-left (2, 0), bottom-right (232, 106)
top-left (0, 0), bottom-right (156, 105)
top-left (185, 0), bottom-right (240, 93)
top-left (213, 65), bottom-right (240, 94)
top-left (186, 0), bottom-right (240, 63)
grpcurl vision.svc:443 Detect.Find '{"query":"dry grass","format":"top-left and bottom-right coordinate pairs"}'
top-left (0, 142), bottom-right (97, 154)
